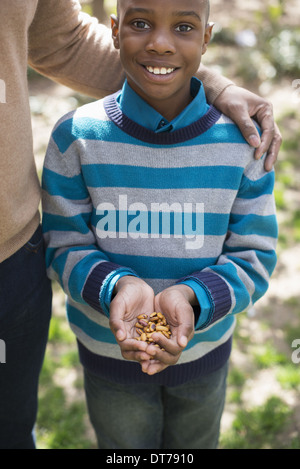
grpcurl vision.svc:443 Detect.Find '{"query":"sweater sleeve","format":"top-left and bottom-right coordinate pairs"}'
top-left (178, 154), bottom-right (278, 330)
top-left (41, 115), bottom-right (138, 315)
top-left (28, 0), bottom-right (125, 98)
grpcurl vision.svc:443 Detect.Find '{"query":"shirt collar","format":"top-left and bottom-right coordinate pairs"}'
top-left (116, 77), bottom-right (210, 133)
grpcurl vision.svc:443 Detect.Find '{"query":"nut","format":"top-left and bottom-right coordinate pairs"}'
top-left (134, 312), bottom-right (171, 351)
top-left (155, 325), bottom-right (169, 332)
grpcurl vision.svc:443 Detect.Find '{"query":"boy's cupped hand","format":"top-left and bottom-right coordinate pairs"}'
top-left (109, 278), bottom-right (195, 375)
top-left (109, 276), bottom-right (156, 363)
top-left (140, 285), bottom-right (195, 375)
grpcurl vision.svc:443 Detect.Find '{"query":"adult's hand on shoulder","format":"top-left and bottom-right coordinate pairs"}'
top-left (214, 85), bottom-right (282, 171)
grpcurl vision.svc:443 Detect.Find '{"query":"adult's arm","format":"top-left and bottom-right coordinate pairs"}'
top-left (198, 66), bottom-right (282, 170)
top-left (28, 0), bottom-right (125, 98)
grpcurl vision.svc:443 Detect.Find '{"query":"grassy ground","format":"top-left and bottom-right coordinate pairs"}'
top-left (29, 0), bottom-right (300, 449)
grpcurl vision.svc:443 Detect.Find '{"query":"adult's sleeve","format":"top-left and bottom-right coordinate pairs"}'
top-left (28, 0), bottom-right (125, 98)
top-left (196, 64), bottom-right (235, 104)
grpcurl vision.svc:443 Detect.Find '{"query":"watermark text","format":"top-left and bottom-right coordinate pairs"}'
top-left (292, 79), bottom-right (300, 103)
top-left (0, 79), bottom-right (6, 104)
top-left (291, 339), bottom-right (300, 364)
top-left (96, 195), bottom-right (204, 250)
top-left (0, 340), bottom-right (6, 364)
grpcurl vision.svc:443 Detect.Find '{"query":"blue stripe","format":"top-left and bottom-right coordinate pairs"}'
top-left (190, 314), bottom-right (235, 345)
top-left (43, 212), bottom-right (91, 234)
top-left (42, 167), bottom-right (89, 200)
top-left (226, 255), bottom-right (270, 305)
top-left (47, 249), bottom-right (69, 283)
top-left (82, 164), bottom-right (244, 190)
top-left (102, 252), bottom-right (217, 279)
top-left (238, 172), bottom-right (275, 198)
top-left (67, 304), bottom-right (116, 343)
top-left (53, 117), bottom-right (247, 153)
top-left (223, 245), bottom-right (277, 276)
top-left (230, 213), bottom-right (278, 238)
top-left (256, 249), bottom-right (277, 276)
top-left (46, 245), bottom-right (98, 283)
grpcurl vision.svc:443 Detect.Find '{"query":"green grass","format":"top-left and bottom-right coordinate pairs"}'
top-left (220, 396), bottom-right (292, 449)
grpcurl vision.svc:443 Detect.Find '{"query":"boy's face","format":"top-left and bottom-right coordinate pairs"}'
top-left (112, 0), bottom-right (212, 120)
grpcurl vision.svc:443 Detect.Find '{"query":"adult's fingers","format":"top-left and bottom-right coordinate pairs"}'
top-left (214, 86), bottom-right (281, 171)
top-left (253, 101), bottom-right (276, 159)
top-left (235, 112), bottom-right (261, 149)
top-left (263, 123), bottom-right (282, 171)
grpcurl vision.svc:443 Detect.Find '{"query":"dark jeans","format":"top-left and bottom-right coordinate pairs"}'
top-left (0, 226), bottom-right (52, 449)
top-left (84, 361), bottom-right (228, 449)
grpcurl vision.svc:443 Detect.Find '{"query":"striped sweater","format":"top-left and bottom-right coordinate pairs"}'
top-left (42, 80), bottom-right (278, 386)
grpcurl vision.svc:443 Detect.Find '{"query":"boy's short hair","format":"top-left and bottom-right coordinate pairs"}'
top-left (116, 0), bottom-right (210, 22)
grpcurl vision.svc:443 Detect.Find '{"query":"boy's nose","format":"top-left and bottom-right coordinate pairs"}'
top-left (145, 29), bottom-right (176, 55)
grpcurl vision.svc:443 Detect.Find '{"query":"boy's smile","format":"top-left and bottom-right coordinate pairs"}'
top-left (112, 0), bottom-right (212, 121)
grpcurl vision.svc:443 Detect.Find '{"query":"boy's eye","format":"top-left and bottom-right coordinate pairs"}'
top-left (175, 24), bottom-right (193, 32)
top-left (132, 20), bottom-right (150, 29)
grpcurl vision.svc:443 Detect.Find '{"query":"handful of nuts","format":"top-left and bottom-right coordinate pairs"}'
top-left (135, 312), bottom-right (171, 350)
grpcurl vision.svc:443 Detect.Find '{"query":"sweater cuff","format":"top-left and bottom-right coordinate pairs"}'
top-left (100, 269), bottom-right (139, 317)
top-left (82, 261), bottom-right (128, 313)
top-left (176, 271), bottom-right (232, 329)
top-left (178, 279), bottom-right (212, 330)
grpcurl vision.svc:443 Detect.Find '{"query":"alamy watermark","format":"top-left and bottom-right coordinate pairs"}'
top-left (292, 79), bottom-right (300, 103)
top-left (0, 79), bottom-right (6, 103)
top-left (291, 339), bottom-right (300, 364)
top-left (96, 195), bottom-right (205, 250)
top-left (0, 340), bottom-right (6, 364)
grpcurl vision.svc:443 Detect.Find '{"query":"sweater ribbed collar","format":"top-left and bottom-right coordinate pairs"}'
top-left (116, 78), bottom-right (210, 133)
top-left (104, 86), bottom-right (221, 146)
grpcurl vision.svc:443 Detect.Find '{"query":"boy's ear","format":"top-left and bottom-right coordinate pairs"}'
top-left (202, 22), bottom-right (214, 55)
top-left (111, 14), bottom-right (120, 49)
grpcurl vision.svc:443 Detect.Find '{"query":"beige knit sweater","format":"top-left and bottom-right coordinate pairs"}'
top-left (0, 0), bottom-right (233, 262)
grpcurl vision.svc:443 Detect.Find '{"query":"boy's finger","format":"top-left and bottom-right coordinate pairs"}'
top-left (109, 319), bottom-right (126, 342)
top-left (145, 337), bottom-right (181, 364)
top-left (141, 360), bottom-right (169, 375)
top-left (177, 318), bottom-right (194, 348)
top-left (109, 316), bottom-right (126, 342)
top-left (109, 296), bottom-right (127, 340)
top-left (123, 349), bottom-right (154, 362)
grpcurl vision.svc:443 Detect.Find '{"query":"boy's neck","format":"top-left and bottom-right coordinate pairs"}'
top-left (116, 77), bottom-right (210, 134)
top-left (149, 92), bottom-right (194, 122)
top-left (126, 77), bottom-right (194, 123)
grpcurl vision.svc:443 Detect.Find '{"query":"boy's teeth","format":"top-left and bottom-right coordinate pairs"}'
top-left (146, 66), bottom-right (174, 75)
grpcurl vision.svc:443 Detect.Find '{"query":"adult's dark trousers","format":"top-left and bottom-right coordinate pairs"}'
top-left (0, 226), bottom-right (52, 449)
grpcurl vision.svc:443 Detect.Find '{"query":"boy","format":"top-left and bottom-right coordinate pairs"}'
top-left (42, 0), bottom-right (278, 449)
